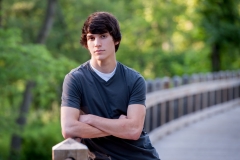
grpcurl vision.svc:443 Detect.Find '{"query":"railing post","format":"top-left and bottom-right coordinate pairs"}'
top-left (151, 78), bottom-right (162, 130)
top-left (172, 76), bottom-right (183, 118)
top-left (220, 71), bottom-right (226, 80)
top-left (206, 73), bottom-right (213, 81)
top-left (202, 91), bottom-right (208, 109)
top-left (238, 70), bottom-right (240, 78)
top-left (184, 74), bottom-right (190, 114)
top-left (162, 77), bottom-right (170, 89)
top-left (178, 97), bottom-right (184, 118)
top-left (199, 73), bottom-right (206, 82)
top-left (162, 77), bottom-right (174, 122)
top-left (226, 70), bottom-right (232, 79)
top-left (160, 102), bottom-right (166, 125)
top-left (153, 78), bottom-right (162, 91)
top-left (228, 86), bottom-right (234, 101)
top-left (190, 74), bottom-right (200, 83)
top-left (213, 72), bottom-right (219, 80)
top-left (216, 87), bottom-right (222, 104)
top-left (187, 94), bottom-right (194, 114)
top-left (172, 76), bottom-right (181, 87)
top-left (195, 93), bottom-right (201, 111)
top-left (206, 73), bottom-right (215, 106)
top-left (145, 80), bottom-right (153, 132)
top-left (52, 138), bottom-right (88, 160)
top-left (234, 81), bottom-right (240, 99)
top-left (172, 76), bottom-right (181, 119)
top-left (146, 80), bottom-right (154, 93)
top-left (222, 87), bottom-right (228, 103)
top-left (182, 74), bottom-right (189, 85)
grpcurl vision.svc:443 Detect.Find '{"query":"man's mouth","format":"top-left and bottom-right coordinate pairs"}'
top-left (94, 50), bottom-right (104, 53)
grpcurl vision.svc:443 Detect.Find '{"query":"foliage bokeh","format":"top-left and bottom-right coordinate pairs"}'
top-left (0, 0), bottom-right (239, 159)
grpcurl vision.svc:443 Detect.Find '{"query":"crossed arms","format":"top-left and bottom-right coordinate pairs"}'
top-left (61, 104), bottom-right (146, 140)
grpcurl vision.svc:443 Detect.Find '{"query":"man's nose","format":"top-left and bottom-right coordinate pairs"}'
top-left (94, 37), bottom-right (101, 47)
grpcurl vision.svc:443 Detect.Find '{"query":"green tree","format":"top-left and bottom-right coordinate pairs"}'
top-left (0, 28), bottom-right (77, 159)
top-left (198, 0), bottom-right (240, 71)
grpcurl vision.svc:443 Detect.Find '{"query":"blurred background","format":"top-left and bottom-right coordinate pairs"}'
top-left (0, 0), bottom-right (239, 159)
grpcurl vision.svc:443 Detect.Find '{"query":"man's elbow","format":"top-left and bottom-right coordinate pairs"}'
top-left (128, 129), bottom-right (142, 140)
top-left (61, 125), bottom-right (79, 139)
top-left (62, 129), bottom-right (72, 139)
top-left (132, 132), bottom-right (141, 140)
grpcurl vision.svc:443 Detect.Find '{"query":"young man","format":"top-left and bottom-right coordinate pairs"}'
top-left (61, 12), bottom-right (160, 160)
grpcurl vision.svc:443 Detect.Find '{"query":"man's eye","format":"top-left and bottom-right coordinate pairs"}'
top-left (88, 37), bottom-right (95, 41)
top-left (101, 35), bottom-right (107, 38)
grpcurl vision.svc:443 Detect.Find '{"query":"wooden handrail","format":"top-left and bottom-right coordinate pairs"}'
top-left (146, 79), bottom-right (240, 108)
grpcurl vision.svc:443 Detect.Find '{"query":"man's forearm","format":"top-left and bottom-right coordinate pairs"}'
top-left (61, 107), bottom-right (110, 139)
top-left (62, 120), bottom-right (110, 139)
top-left (80, 114), bottom-right (142, 140)
top-left (78, 104), bottom-right (145, 140)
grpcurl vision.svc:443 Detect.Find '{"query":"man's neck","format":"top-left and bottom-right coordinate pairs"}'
top-left (90, 59), bottom-right (117, 73)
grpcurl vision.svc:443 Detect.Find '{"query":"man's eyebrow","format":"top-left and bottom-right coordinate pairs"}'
top-left (86, 34), bottom-right (93, 37)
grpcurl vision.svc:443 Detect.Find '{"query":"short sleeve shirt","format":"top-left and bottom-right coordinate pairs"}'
top-left (61, 61), bottom-right (160, 160)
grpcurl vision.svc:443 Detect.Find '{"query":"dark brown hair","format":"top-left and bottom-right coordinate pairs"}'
top-left (80, 12), bottom-right (122, 52)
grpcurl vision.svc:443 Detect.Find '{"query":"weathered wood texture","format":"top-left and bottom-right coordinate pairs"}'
top-left (52, 138), bottom-right (88, 160)
top-left (146, 79), bottom-right (240, 107)
top-left (144, 70), bottom-right (240, 132)
top-left (153, 101), bottom-right (240, 160)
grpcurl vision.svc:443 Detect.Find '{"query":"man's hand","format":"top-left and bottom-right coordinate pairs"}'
top-left (119, 115), bottom-right (127, 119)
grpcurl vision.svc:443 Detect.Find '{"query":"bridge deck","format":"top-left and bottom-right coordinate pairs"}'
top-left (153, 105), bottom-right (240, 160)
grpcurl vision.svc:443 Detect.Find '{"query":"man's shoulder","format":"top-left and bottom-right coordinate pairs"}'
top-left (117, 62), bottom-right (144, 80)
top-left (68, 61), bottom-right (91, 76)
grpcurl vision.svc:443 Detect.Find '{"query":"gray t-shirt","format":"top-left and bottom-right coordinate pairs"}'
top-left (61, 61), bottom-right (160, 160)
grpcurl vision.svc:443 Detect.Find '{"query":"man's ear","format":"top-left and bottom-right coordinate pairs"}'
top-left (115, 41), bottom-right (119, 45)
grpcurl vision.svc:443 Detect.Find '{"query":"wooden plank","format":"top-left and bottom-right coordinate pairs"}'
top-left (195, 94), bottom-right (201, 111)
top-left (187, 95), bottom-right (193, 114)
top-left (152, 105), bottom-right (159, 130)
top-left (169, 100), bottom-right (175, 121)
top-left (160, 102), bottom-right (166, 125)
top-left (178, 98), bottom-right (184, 117)
top-left (52, 138), bottom-right (88, 160)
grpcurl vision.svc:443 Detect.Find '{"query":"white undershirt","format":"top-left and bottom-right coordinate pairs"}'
top-left (90, 63), bottom-right (117, 82)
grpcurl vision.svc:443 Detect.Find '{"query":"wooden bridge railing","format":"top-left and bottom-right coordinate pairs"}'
top-left (52, 70), bottom-right (240, 160)
top-left (144, 70), bottom-right (240, 133)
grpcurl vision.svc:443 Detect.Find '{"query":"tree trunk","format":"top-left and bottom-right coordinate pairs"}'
top-left (0, 0), bottom-right (2, 28)
top-left (211, 43), bottom-right (221, 72)
top-left (9, 81), bottom-right (35, 160)
top-left (35, 0), bottom-right (57, 44)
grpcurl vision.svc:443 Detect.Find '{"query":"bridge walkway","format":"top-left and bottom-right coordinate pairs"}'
top-left (153, 105), bottom-right (240, 160)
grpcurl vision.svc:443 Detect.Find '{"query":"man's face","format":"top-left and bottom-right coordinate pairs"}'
top-left (86, 32), bottom-right (118, 62)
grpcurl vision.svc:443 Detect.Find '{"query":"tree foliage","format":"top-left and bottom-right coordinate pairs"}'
top-left (198, 0), bottom-right (240, 71)
top-left (0, 28), bottom-right (76, 159)
top-left (0, 0), bottom-right (239, 159)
